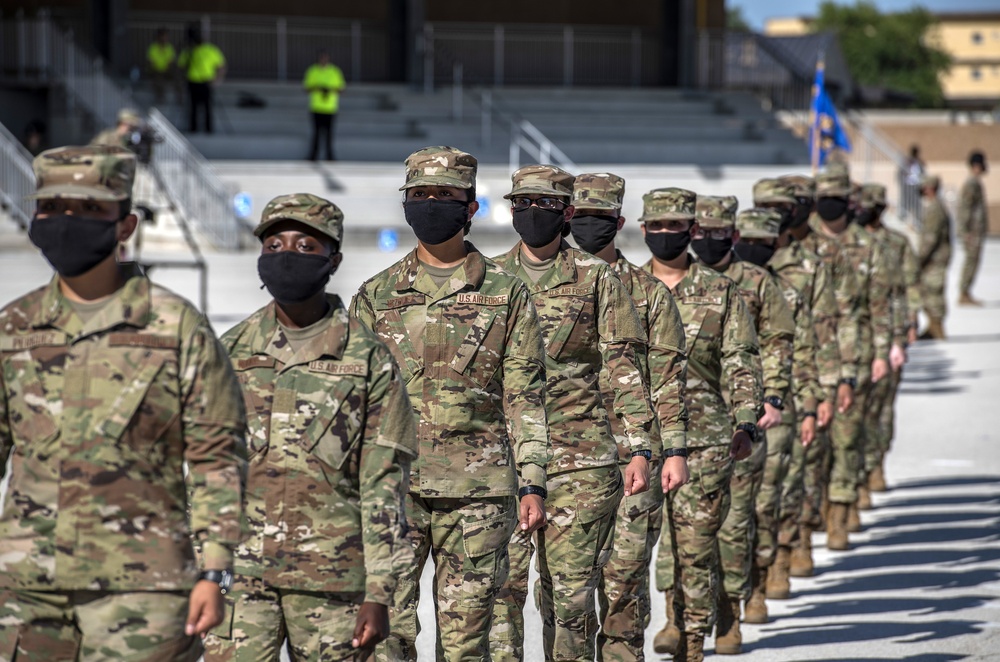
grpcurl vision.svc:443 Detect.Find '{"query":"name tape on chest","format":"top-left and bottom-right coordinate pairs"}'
top-left (235, 356), bottom-right (277, 371)
top-left (683, 296), bottom-right (723, 306)
top-left (381, 294), bottom-right (426, 310)
top-left (309, 360), bottom-right (367, 375)
top-left (107, 333), bottom-right (180, 350)
top-left (455, 293), bottom-right (508, 306)
top-left (0, 331), bottom-right (68, 351)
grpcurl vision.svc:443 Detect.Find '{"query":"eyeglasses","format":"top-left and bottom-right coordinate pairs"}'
top-left (692, 228), bottom-right (734, 240)
top-left (511, 197), bottom-right (567, 211)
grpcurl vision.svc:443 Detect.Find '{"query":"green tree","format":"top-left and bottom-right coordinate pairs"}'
top-left (813, 0), bottom-right (950, 108)
top-left (727, 6), bottom-right (751, 33)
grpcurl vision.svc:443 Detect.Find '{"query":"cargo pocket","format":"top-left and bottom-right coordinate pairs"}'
top-left (300, 379), bottom-right (364, 471)
top-left (459, 507), bottom-right (517, 608)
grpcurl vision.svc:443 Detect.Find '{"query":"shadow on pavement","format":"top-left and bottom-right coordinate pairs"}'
top-left (875, 494), bottom-right (1000, 509)
top-left (865, 509), bottom-right (999, 529)
top-left (819, 547), bottom-right (1000, 574)
top-left (742, 619), bottom-right (984, 652)
top-left (888, 475), bottom-right (1000, 490)
top-left (776, 596), bottom-right (993, 620)
top-left (864, 525), bottom-right (1000, 548)
top-left (943, 332), bottom-right (1000, 343)
top-left (806, 567), bottom-right (1000, 595)
top-left (897, 385), bottom-right (967, 395)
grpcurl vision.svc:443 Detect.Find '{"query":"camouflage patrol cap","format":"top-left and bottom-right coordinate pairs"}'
top-left (117, 108), bottom-right (142, 125)
top-left (780, 174), bottom-right (816, 200)
top-left (737, 208), bottom-right (782, 239)
top-left (639, 188), bottom-right (696, 222)
top-left (400, 146), bottom-right (477, 191)
top-left (505, 164), bottom-right (575, 199)
top-left (860, 183), bottom-right (887, 208)
top-left (695, 195), bottom-right (738, 229)
top-left (826, 161), bottom-right (851, 178)
top-left (255, 193), bottom-right (344, 244)
top-left (572, 172), bottom-right (625, 211)
top-left (920, 174), bottom-right (941, 189)
top-left (815, 169), bottom-right (852, 198)
top-left (27, 145), bottom-right (136, 202)
top-left (753, 178), bottom-right (796, 206)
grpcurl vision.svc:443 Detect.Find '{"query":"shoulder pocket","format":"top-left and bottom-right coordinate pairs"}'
top-left (299, 377), bottom-right (366, 470)
top-left (449, 308), bottom-right (507, 388)
top-left (543, 295), bottom-right (595, 360)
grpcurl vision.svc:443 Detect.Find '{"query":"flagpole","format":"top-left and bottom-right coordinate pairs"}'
top-left (810, 53), bottom-right (825, 176)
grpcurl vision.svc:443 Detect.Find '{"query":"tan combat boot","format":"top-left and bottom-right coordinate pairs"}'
top-left (869, 462), bottom-right (887, 492)
top-left (681, 632), bottom-right (706, 662)
top-left (714, 596), bottom-right (743, 654)
top-left (858, 484), bottom-right (872, 511)
top-left (652, 590), bottom-right (681, 655)
top-left (745, 566), bottom-right (769, 623)
top-left (959, 292), bottom-right (983, 307)
top-left (790, 526), bottom-right (814, 576)
top-left (766, 547), bottom-right (792, 600)
top-left (847, 501), bottom-right (862, 533)
top-left (920, 317), bottom-right (947, 339)
top-left (827, 503), bottom-right (850, 551)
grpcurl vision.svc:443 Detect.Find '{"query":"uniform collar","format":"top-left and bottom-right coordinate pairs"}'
top-left (392, 241), bottom-right (487, 300)
top-left (498, 239), bottom-right (578, 292)
top-left (249, 294), bottom-right (348, 370)
top-left (35, 263), bottom-right (152, 338)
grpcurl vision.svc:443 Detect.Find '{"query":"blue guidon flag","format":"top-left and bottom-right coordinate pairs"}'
top-left (810, 56), bottom-right (851, 171)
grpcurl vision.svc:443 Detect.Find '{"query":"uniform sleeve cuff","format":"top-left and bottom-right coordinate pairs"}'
top-left (660, 430), bottom-right (687, 452)
top-left (734, 409), bottom-right (758, 427)
top-left (200, 542), bottom-right (234, 571)
top-left (519, 463), bottom-right (547, 491)
top-left (365, 575), bottom-right (396, 606)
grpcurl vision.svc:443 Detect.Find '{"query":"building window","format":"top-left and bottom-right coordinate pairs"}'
top-left (971, 67), bottom-right (982, 80)
top-left (971, 32), bottom-right (982, 44)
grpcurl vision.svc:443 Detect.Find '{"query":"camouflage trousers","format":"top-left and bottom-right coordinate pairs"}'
top-left (718, 439), bottom-right (767, 598)
top-left (655, 445), bottom-right (733, 636)
top-left (920, 264), bottom-right (948, 319)
top-left (797, 427), bottom-right (831, 531)
top-left (778, 416), bottom-right (812, 547)
top-left (203, 576), bottom-right (368, 661)
top-left (0, 589), bottom-right (199, 662)
top-left (861, 372), bottom-right (895, 483)
top-left (378, 494), bottom-right (517, 662)
top-left (754, 422), bottom-right (795, 568)
top-left (960, 232), bottom-right (984, 295)
top-left (879, 369), bottom-right (903, 458)
top-left (492, 465), bottom-right (622, 662)
top-left (596, 460), bottom-right (664, 662)
top-left (827, 367), bottom-right (871, 504)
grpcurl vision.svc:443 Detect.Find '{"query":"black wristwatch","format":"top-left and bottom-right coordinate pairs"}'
top-left (631, 450), bottom-right (653, 461)
top-left (764, 395), bottom-right (784, 410)
top-left (736, 423), bottom-right (758, 443)
top-left (665, 448), bottom-right (688, 458)
top-left (801, 411), bottom-right (817, 419)
top-left (839, 377), bottom-right (857, 390)
top-left (199, 569), bottom-right (233, 595)
top-left (519, 485), bottom-right (547, 500)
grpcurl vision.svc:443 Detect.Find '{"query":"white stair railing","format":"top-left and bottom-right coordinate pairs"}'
top-left (0, 120), bottom-right (35, 230)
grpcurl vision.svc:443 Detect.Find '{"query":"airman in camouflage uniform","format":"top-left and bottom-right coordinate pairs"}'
top-left (855, 184), bottom-right (918, 496)
top-left (799, 168), bottom-right (892, 550)
top-left (350, 147), bottom-right (551, 662)
top-left (0, 146), bottom-right (247, 661)
top-left (567, 173), bottom-right (690, 662)
top-left (641, 188), bottom-right (763, 662)
top-left (89, 108), bottom-right (143, 149)
top-left (957, 151), bottom-right (989, 306)
top-left (733, 206), bottom-right (823, 617)
top-left (692, 197), bottom-right (794, 653)
top-left (202, 194), bottom-right (417, 661)
top-left (491, 165), bottom-right (656, 662)
top-left (917, 175), bottom-right (952, 340)
top-left (756, 176), bottom-right (842, 581)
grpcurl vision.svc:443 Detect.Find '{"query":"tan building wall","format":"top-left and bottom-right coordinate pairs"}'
top-left (763, 17), bottom-right (810, 37)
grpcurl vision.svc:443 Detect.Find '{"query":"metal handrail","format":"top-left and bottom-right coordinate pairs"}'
top-left (0, 12), bottom-right (245, 250)
top-left (0, 120), bottom-right (35, 230)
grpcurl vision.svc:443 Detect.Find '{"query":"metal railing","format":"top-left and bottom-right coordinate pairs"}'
top-left (0, 11), bottom-right (245, 250)
top-left (0, 120), bottom-right (35, 230)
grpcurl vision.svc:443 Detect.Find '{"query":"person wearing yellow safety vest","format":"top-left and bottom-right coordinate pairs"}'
top-left (303, 51), bottom-right (346, 161)
top-left (146, 28), bottom-right (176, 105)
top-left (178, 26), bottom-right (226, 134)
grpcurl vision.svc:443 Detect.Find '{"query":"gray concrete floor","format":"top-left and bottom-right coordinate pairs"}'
top-left (1, 235), bottom-right (997, 660)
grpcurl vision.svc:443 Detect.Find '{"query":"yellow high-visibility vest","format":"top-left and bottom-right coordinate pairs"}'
top-left (303, 63), bottom-right (346, 114)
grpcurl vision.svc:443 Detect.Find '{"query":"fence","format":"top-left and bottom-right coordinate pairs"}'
top-left (0, 120), bottom-right (35, 230)
top-left (0, 11), bottom-right (245, 249)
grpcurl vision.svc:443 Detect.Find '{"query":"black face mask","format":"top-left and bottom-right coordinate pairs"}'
top-left (513, 206), bottom-right (566, 248)
top-left (734, 242), bottom-right (776, 267)
top-left (855, 208), bottom-right (878, 226)
top-left (692, 236), bottom-right (733, 265)
top-left (257, 252), bottom-right (333, 304)
top-left (816, 197), bottom-right (849, 222)
top-left (29, 214), bottom-right (120, 277)
top-left (645, 230), bottom-right (691, 262)
top-left (789, 200), bottom-right (812, 229)
top-left (570, 215), bottom-right (619, 255)
top-left (403, 199), bottom-right (470, 245)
